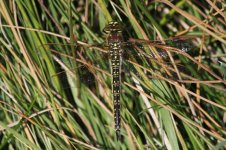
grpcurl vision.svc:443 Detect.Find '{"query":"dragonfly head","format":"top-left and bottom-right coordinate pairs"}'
top-left (103, 21), bottom-right (123, 34)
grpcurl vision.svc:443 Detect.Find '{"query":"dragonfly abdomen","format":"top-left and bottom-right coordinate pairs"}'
top-left (110, 45), bottom-right (122, 140)
top-left (112, 66), bottom-right (121, 140)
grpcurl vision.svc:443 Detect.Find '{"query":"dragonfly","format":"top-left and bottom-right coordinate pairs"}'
top-left (45, 21), bottom-right (194, 141)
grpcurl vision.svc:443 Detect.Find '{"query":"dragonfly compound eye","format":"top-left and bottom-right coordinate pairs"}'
top-left (103, 21), bottom-right (122, 34)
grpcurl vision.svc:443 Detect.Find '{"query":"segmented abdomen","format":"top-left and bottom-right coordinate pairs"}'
top-left (109, 42), bottom-right (122, 140)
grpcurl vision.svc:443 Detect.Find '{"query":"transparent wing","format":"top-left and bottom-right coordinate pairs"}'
top-left (123, 37), bottom-right (194, 59)
top-left (48, 47), bottom-right (110, 88)
top-left (124, 38), bottom-right (194, 89)
top-left (39, 37), bottom-right (195, 91)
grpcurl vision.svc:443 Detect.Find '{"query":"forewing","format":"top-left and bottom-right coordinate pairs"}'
top-left (121, 37), bottom-right (195, 85)
top-left (123, 37), bottom-right (194, 59)
top-left (39, 42), bottom-right (110, 91)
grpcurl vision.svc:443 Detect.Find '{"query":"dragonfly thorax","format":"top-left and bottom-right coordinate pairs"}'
top-left (107, 33), bottom-right (124, 44)
top-left (103, 21), bottom-right (124, 46)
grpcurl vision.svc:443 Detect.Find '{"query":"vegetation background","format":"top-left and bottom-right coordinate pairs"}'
top-left (0, 0), bottom-right (225, 149)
